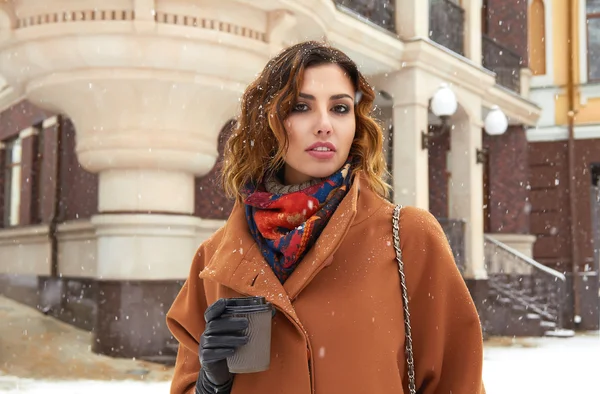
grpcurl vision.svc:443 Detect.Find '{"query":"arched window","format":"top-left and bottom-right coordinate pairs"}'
top-left (529, 0), bottom-right (547, 75)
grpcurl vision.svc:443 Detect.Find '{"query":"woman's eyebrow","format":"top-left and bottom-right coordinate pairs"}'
top-left (298, 92), bottom-right (353, 100)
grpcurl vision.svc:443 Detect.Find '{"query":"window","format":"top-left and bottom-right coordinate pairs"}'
top-left (3, 137), bottom-right (22, 226)
top-left (529, 0), bottom-right (547, 75)
top-left (588, 0), bottom-right (600, 81)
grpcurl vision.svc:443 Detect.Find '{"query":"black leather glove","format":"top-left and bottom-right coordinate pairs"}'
top-left (196, 299), bottom-right (249, 394)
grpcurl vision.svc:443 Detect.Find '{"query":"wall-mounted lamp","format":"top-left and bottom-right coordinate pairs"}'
top-left (484, 105), bottom-right (509, 136)
top-left (422, 83), bottom-right (458, 150)
top-left (476, 105), bottom-right (509, 164)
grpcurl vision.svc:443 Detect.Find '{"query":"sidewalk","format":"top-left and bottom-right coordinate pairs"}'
top-left (0, 296), bottom-right (173, 386)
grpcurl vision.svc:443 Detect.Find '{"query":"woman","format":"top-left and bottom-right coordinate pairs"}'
top-left (167, 41), bottom-right (486, 394)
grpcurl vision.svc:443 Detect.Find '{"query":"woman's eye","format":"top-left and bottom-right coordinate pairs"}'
top-left (292, 103), bottom-right (309, 112)
top-left (333, 104), bottom-right (349, 114)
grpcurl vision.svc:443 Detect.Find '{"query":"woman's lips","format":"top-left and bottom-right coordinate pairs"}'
top-left (306, 150), bottom-right (335, 159)
top-left (306, 142), bottom-right (336, 160)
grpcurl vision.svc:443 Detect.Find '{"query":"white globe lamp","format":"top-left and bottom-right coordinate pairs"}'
top-left (430, 83), bottom-right (458, 118)
top-left (484, 105), bottom-right (509, 136)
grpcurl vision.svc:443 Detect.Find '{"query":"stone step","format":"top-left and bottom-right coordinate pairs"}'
top-left (525, 313), bottom-right (541, 321)
top-left (544, 328), bottom-right (576, 338)
top-left (540, 320), bottom-right (557, 329)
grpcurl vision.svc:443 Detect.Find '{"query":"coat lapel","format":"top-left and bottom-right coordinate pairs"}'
top-left (198, 201), bottom-right (299, 320)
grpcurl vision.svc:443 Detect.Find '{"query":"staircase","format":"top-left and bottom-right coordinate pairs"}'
top-left (483, 236), bottom-right (574, 338)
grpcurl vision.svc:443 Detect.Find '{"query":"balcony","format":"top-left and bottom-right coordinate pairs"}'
top-left (429, 0), bottom-right (465, 56)
top-left (333, 0), bottom-right (396, 33)
top-left (482, 35), bottom-right (522, 93)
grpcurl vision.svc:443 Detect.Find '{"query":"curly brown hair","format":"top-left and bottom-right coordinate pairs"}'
top-left (221, 41), bottom-right (390, 201)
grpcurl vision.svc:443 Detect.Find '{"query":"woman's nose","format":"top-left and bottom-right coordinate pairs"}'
top-left (314, 112), bottom-right (332, 135)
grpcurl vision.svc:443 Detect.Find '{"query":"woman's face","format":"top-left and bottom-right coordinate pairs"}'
top-left (282, 63), bottom-right (356, 185)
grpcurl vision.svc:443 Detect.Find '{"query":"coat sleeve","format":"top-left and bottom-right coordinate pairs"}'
top-left (166, 241), bottom-right (212, 394)
top-left (400, 207), bottom-right (486, 394)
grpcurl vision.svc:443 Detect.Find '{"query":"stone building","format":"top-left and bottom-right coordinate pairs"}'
top-left (526, 0), bottom-right (600, 330)
top-left (1, 0), bottom-right (566, 362)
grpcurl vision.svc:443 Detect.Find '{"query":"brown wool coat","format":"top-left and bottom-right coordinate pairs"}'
top-left (166, 175), bottom-right (486, 394)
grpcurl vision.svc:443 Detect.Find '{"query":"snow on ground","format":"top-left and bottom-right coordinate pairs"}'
top-left (0, 377), bottom-right (170, 394)
top-left (483, 332), bottom-right (599, 394)
top-left (0, 333), bottom-right (597, 393)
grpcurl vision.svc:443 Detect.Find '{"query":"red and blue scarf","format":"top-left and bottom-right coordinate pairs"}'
top-left (243, 161), bottom-right (355, 283)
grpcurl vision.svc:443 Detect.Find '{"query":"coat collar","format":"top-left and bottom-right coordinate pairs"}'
top-left (199, 173), bottom-right (384, 317)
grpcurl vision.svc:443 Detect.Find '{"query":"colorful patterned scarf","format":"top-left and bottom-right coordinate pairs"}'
top-left (243, 161), bottom-right (355, 283)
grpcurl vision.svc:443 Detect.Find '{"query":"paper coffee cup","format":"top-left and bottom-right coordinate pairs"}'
top-left (223, 297), bottom-right (272, 374)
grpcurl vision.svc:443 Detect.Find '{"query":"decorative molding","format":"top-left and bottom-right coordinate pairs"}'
top-left (19, 126), bottom-right (38, 139)
top-left (526, 124), bottom-right (600, 141)
top-left (15, 10), bottom-right (266, 42)
top-left (42, 116), bottom-right (58, 129)
top-left (154, 12), bottom-right (266, 42)
top-left (580, 83), bottom-right (600, 104)
top-left (17, 10), bottom-right (135, 28)
top-left (0, 223), bottom-right (49, 239)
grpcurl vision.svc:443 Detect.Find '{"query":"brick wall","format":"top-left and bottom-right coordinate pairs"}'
top-left (38, 121), bottom-right (59, 223)
top-left (484, 125), bottom-right (530, 234)
top-left (57, 118), bottom-right (98, 221)
top-left (428, 127), bottom-right (450, 219)
top-left (529, 138), bottom-right (600, 271)
top-left (485, 0), bottom-right (529, 66)
top-left (195, 120), bottom-right (235, 219)
top-left (0, 101), bottom-right (49, 141)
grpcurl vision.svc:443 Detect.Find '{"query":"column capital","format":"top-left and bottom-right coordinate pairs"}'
top-left (0, 0), bottom-right (273, 176)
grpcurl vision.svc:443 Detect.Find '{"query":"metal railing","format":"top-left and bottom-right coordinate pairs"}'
top-left (438, 218), bottom-right (466, 274)
top-left (484, 235), bottom-right (566, 328)
top-left (482, 35), bottom-right (522, 93)
top-left (429, 0), bottom-right (465, 56)
top-left (333, 0), bottom-right (396, 32)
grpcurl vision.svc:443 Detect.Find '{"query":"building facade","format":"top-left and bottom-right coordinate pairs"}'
top-left (527, 0), bottom-right (600, 330)
top-left (0, 0), bottom-right (544, 360)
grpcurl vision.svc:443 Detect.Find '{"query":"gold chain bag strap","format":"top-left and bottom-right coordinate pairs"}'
top-left (392, 205), bottom-right (416, 394)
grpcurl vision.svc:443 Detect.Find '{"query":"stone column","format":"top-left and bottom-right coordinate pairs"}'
top-left (395, 0), bottom-right (430, 39)
top-left (449, 112), bottom-right (486, 279)
top-left (374, 69), bottom-right (430, 209)
top-left (462, 0), bottom-right (483, 66)
top-left (0, 0), bottom-right (271, 358)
